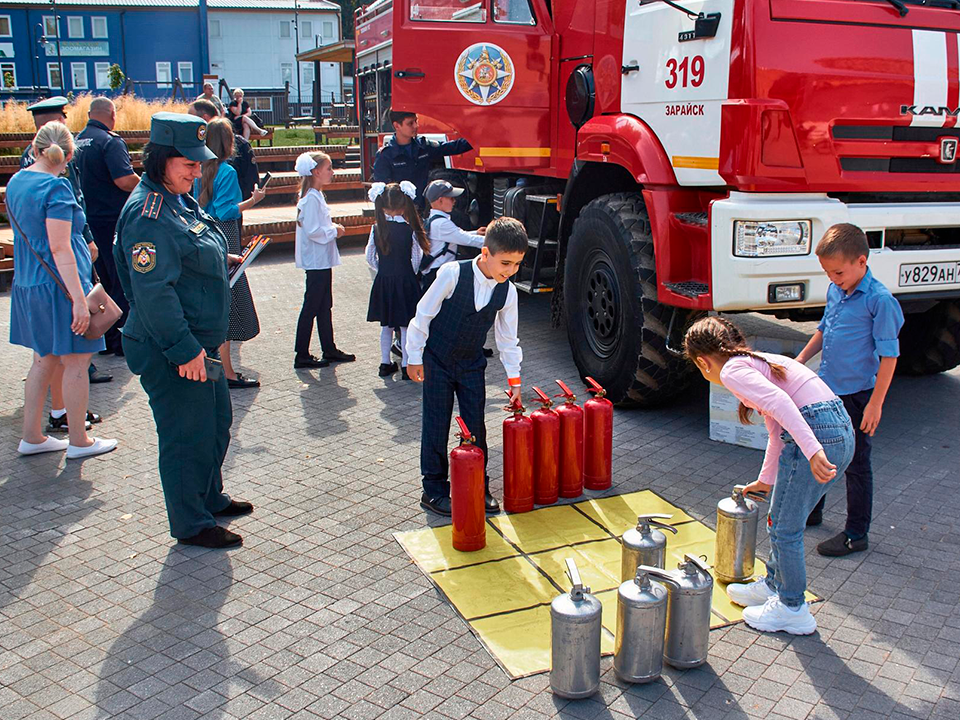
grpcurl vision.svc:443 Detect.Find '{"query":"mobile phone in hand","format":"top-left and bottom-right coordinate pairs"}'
top-left (260, 172), bottom-right (272, 189)
top-left (204, 356), bottom-right (223, 382)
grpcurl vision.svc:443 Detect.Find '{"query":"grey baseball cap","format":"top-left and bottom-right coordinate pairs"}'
top-left (424, 179), bottom-right (465, 204)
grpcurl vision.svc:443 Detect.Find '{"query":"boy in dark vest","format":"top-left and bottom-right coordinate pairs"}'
top-left (406, 217), bottom-right (527, 515)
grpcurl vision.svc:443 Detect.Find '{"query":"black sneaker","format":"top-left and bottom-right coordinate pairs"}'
top-left (817, 532), bottom-right (868, 557)
top-left (179, 526), bottom-right (242, 548)
top-left (401, 366), bottom-right (412, 381)
top-left (483, 347), bottom-right (494, 358)
top-left (323, 349), bottom-right (356, 363)
top-left (379, 362), bottom-right (398, 377)
top-left (420, 493), bottom-right (452, 516)
top-left (295, 354), bottom-right (330, 369)
top-left (213, 500), bottom-right (254, 517)
top-left (806, 508), bottom-right (823, 527)
top-left (391, 340), bottom-right (403, 358)
top-left (88, 369), bottom-right (113, 384)
top-left (47, 414), bottom-right (92, 432)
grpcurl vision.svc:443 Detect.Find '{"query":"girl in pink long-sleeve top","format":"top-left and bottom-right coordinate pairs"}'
top-left (684, 317), bottom-right (855, 636)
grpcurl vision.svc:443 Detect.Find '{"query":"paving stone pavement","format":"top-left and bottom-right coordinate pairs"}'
top-left (1, 243), bottom-right (959, 720)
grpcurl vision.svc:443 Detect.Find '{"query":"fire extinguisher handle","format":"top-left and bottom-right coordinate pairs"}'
top-left (455, 416), bottom-right (474, 443)
top-left (531, 386), bottom-right (551, 405)
top-left (585, 376), bottom-right (606, 397)
top-left (555, 379), bottom-right (576, 399)
top-left (503, 390), bottom-right (525, 413)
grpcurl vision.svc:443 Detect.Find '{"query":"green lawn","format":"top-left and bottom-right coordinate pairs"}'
top-left (269, 127), bottom-right (352, 147)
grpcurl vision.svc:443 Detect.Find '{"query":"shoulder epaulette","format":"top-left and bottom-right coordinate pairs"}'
top-left (141, 192), bottom-right (163, 219)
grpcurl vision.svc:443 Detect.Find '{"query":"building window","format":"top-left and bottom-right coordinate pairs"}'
top-left (301, 20), bottom-right (312, 38)
top-left (0, 16), bottom-right (12, 38)
top-left (322, 21), bottom-right (334, 41)
top-left (156, 62), bottom-right (171, 89)
top-left (95, 61), bottom-right (110, 89)
top-left (178, 62), bottom-right (194, 87)
top-left (280, 62), bottom-right (292, 87)
top-left (92, 17), bottom-right (107, 39)
top-left (68, 16), bottom-right (83, 38)
top-left (1, 62), bottom-right (16, 90)
top-left (251, 96), bottom-right (272, 112)
top-left (301, 62), bottom-right (315, 89)
top-left (43, 16), bottom-right (59, 38)
top-left (71, 62), bottom-right (88, 90)
top-left (47, 62), bottom-right (62, 89)
top-left (209, 19), bottom-right (221, 38)
top-left (279, 21), bottom-right (290, 38)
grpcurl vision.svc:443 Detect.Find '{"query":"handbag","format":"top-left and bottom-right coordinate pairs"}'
top-left (7, 207), bottom-right (122, 341)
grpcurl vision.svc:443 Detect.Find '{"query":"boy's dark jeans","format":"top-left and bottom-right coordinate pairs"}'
top-left (811, 389), bottom-right (874, 538)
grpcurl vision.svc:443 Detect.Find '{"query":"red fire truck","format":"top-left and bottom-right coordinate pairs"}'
top-left (355, 0), bottom-right (960, 406)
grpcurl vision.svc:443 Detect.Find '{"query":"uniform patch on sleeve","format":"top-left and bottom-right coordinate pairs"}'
top-left (132, 242), bottom-right (157, 273)
top-left (141, 192), bottom-right (163, 219)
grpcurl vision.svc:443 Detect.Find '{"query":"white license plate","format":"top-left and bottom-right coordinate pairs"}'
top-left (899, 261), bottom-right (960, 287)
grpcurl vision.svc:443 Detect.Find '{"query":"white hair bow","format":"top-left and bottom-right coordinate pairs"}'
top-left (295, 153), bottom-right (318, 176)
top-left (368, 182), bottom-right (386, 203)
top-left (399, 180), bottom-right (417, 200)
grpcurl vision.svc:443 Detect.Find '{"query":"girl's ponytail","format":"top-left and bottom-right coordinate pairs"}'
top-left (402, 195), bottom-right (429, 253)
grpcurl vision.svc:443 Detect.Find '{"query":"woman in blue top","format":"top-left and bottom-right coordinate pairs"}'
top-left (195, 118), bottom-right (265, 388)
top-left (8, 122), bottom-right (117, 459)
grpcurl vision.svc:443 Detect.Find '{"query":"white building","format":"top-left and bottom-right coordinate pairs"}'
top-left (207, 0), bottom-right (342, 112)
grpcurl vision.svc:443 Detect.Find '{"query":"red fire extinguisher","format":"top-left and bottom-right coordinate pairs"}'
top-left (451, 417), bottom-right (486, 551)
top-left (555, 380), bottom-right (584, 499)
top-left (583, 376), bottom-right (613, 491)
top-left (502, 392), bottom-right (534, 513)
top-left (530, 387), bottom-right (560, 506)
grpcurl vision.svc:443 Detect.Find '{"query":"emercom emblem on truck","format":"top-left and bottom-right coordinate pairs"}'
top-left (455, 43), bottom-right (515, 106)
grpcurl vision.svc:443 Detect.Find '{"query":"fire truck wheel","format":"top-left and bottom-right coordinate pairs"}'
top-left (564, 193), bottom-right (694, 407)
top-left (897, 299), bottom-right (960, 375)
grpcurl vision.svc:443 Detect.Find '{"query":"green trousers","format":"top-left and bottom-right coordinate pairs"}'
top-left (123, 335), bottom-right (232, 538)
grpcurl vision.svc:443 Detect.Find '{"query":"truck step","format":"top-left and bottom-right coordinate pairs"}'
top-left (665, 281), bottom-right (710, 298)
top-left (513, 280), bottom-right (554, 294)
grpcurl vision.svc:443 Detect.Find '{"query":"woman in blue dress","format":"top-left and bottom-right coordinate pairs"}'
top-left (8, 122), bottom-right (117, 459)
top-left (195, 118), bottom-right (265, 388)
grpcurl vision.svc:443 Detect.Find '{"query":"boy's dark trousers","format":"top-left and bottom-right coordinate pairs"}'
top-left (811, 388), bottom-right (874, 537)
top-left (420, 349), bottom-right (489, 499)
top-left (295, 269), bottom-right (334, 356)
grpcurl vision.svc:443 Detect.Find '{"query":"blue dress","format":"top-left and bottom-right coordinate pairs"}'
top-left (8, 170), bottom-right (105, 356)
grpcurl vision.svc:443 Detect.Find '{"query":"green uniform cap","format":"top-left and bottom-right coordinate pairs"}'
top-left (149, 112), bottom-right (216, 162)
top-left (26, 96), bottom-right (69, 115)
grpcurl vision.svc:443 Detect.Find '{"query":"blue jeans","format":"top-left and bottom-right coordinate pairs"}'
top-left (763, 399), bottom-right (855, 607)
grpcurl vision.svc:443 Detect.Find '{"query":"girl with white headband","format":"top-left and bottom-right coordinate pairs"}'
top-left (365, 181), bottom-right (429, 379)
top-left (292, 151), bottom-right (356, 369)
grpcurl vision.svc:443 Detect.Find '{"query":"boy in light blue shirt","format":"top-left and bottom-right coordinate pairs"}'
top-left (796, 223), bottom-right (903, 557)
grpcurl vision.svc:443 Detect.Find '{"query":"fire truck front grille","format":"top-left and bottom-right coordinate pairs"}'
top-left (834, 125), bottom-right (960, 174)
top-left (840, 157), bottom-right (960, 173)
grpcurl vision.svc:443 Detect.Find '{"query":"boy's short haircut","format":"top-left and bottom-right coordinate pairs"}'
top-left (390, 110), bottom-right (417, 127)
top-left (816, 223), bottom-right (869, 261)
top-left (485, 217), bottom-right (528, 256)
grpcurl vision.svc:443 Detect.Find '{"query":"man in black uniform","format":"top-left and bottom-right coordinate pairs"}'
top-left (75, 97), bottom-right (140, 356)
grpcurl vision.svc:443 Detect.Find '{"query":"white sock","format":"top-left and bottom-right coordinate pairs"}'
top-left (380, 327), bottom-right (392, 364)
top-left (51, 408), bottom-right (66, 419)
top-left (400, 327), bottom-right (408, 367)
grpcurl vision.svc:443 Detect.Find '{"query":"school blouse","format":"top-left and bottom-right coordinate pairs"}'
top-left (295, 188), bottom-right (340, 271)
top-left (364, 215), bottom-right (423, 272)
top-left (720, 353), bottom-right (836, 486)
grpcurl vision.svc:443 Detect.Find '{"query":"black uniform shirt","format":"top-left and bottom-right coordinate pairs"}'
top-left (75, 119), bottom-right (136, 222)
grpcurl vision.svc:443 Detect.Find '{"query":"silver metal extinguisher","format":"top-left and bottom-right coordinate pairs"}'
top-left (715, 484), bottom-right (767, 583)
top-left (620, 513), bottom-right (678, 580)
top-left (662, 553), bottom-right (714, 668)
top-left (550, 558), bottom-right (602, 698)
top-left (613, 565), bottom-right (670, 683)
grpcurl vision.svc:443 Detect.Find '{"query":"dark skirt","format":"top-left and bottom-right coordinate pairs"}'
top-left (367, 274), bottom-right (420, 328)
top-left (216, 218), bottom-right (260, 342)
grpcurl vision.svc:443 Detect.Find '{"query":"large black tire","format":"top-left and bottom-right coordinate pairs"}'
top-left (563, 193), bottom-right (696, 407)
top-left (897, 299), bottom-right (960, 375)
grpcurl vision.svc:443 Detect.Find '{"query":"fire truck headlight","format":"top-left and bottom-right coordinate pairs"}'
top-left (733, 220), bottom-right (812, 257)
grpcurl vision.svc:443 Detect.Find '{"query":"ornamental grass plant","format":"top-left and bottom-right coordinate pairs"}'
top-left (0, 94), bottom-right (191, 134)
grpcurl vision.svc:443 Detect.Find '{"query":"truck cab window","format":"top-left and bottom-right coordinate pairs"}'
top-left (410, 0), bottom-right (486, 22)
top-left (493, 0), bottom-right (536, 24)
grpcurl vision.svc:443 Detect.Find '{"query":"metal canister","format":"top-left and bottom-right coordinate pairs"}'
top-left (662, 554), bottom-right (714, 669)
top-left (715, 484), bottom-right (763, 583)
top-left (613, 566), bottom-right (670, 684)
top-left (550, 559), bottom-right (602, 698)
top-left (620, 513), bottom-right (678, 580)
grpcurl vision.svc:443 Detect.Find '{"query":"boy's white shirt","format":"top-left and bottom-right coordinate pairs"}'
top-left (364, 215), bottom-right (422, 273)
top-left (405, 256), bottom-right (522, 381)
top-left (423, 209), bottom-right (484, 272)
top-left (295, 188), bottom-right (341, 270)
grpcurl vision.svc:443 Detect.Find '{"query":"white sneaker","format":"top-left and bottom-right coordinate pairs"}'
top-left (66, 437), bottom-right (118, 460)
top-left (18, 436), bottom-right (69, 455)
top-left (726, 578), bottom-right (777, 607)
top-left (742, 596), bottom-right (817, 635)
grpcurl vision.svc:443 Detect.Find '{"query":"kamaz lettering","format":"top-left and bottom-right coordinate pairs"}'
top-left (900, 105), bottom-right (960, 117)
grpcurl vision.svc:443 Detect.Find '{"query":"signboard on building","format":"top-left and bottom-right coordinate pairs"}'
top-left (0, 43), bottom-right (14, 58)
top-left (44, 41), bottom-right (109, 57)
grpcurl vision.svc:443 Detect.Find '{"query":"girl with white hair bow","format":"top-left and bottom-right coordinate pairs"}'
top-left (292, 151), bottom-right (356, 368)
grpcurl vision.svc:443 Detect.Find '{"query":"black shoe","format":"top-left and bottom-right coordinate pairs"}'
top-left (227, 374), bottom-right (260, 389)
top-left (179, 526), bottom-right (242, 548)
top-left (214, 500), bottom-right (254, 517)
top-left (806, 509), bottom-right (823, 527)
top-left (483, 347), bottom-right (494, 358)
top-left (323, 349), bottom-right (356, 363)
top-left (89, 369), bottom-right (113, 384)
top-left (47, 414), bottom-right (91, 432)
top-left (98, 348), bottom-right (114, 356)
top-left (401, 366), bottom-right (412, 381)
top-left (391, 340), bottom-right (403, 358)
top-left (420, 493), bottom-right (452, 516)
top-left (295, 354), bottom-right (330, 369)
top-left (817, 532), bottom-right (868, 557)
top-left (113, 346), bottom-right (125, 358)
top-left (87, 411), bottom-right (102, 424)
top-left (379, 362), bottom-right (398, 377)
top-left (484, 492), bottom-right (501, 514)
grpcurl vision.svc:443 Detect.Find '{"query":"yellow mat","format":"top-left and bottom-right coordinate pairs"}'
top-left (394, 489), bottom-right (818, 678)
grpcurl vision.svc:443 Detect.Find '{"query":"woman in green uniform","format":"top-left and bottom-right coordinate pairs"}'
top-left (114, 113), bottom-right (253, 548)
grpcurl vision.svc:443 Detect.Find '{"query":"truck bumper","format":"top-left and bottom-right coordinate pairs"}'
top-left (710, 192), bottom-right (960, 311)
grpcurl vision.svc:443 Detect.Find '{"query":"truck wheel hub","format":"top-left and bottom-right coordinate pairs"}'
top-left (584, 254), bottom-right (620, 358)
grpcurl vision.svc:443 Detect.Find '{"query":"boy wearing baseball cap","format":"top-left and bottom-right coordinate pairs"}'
top-left (420, 179), bottom-right (486, 291)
